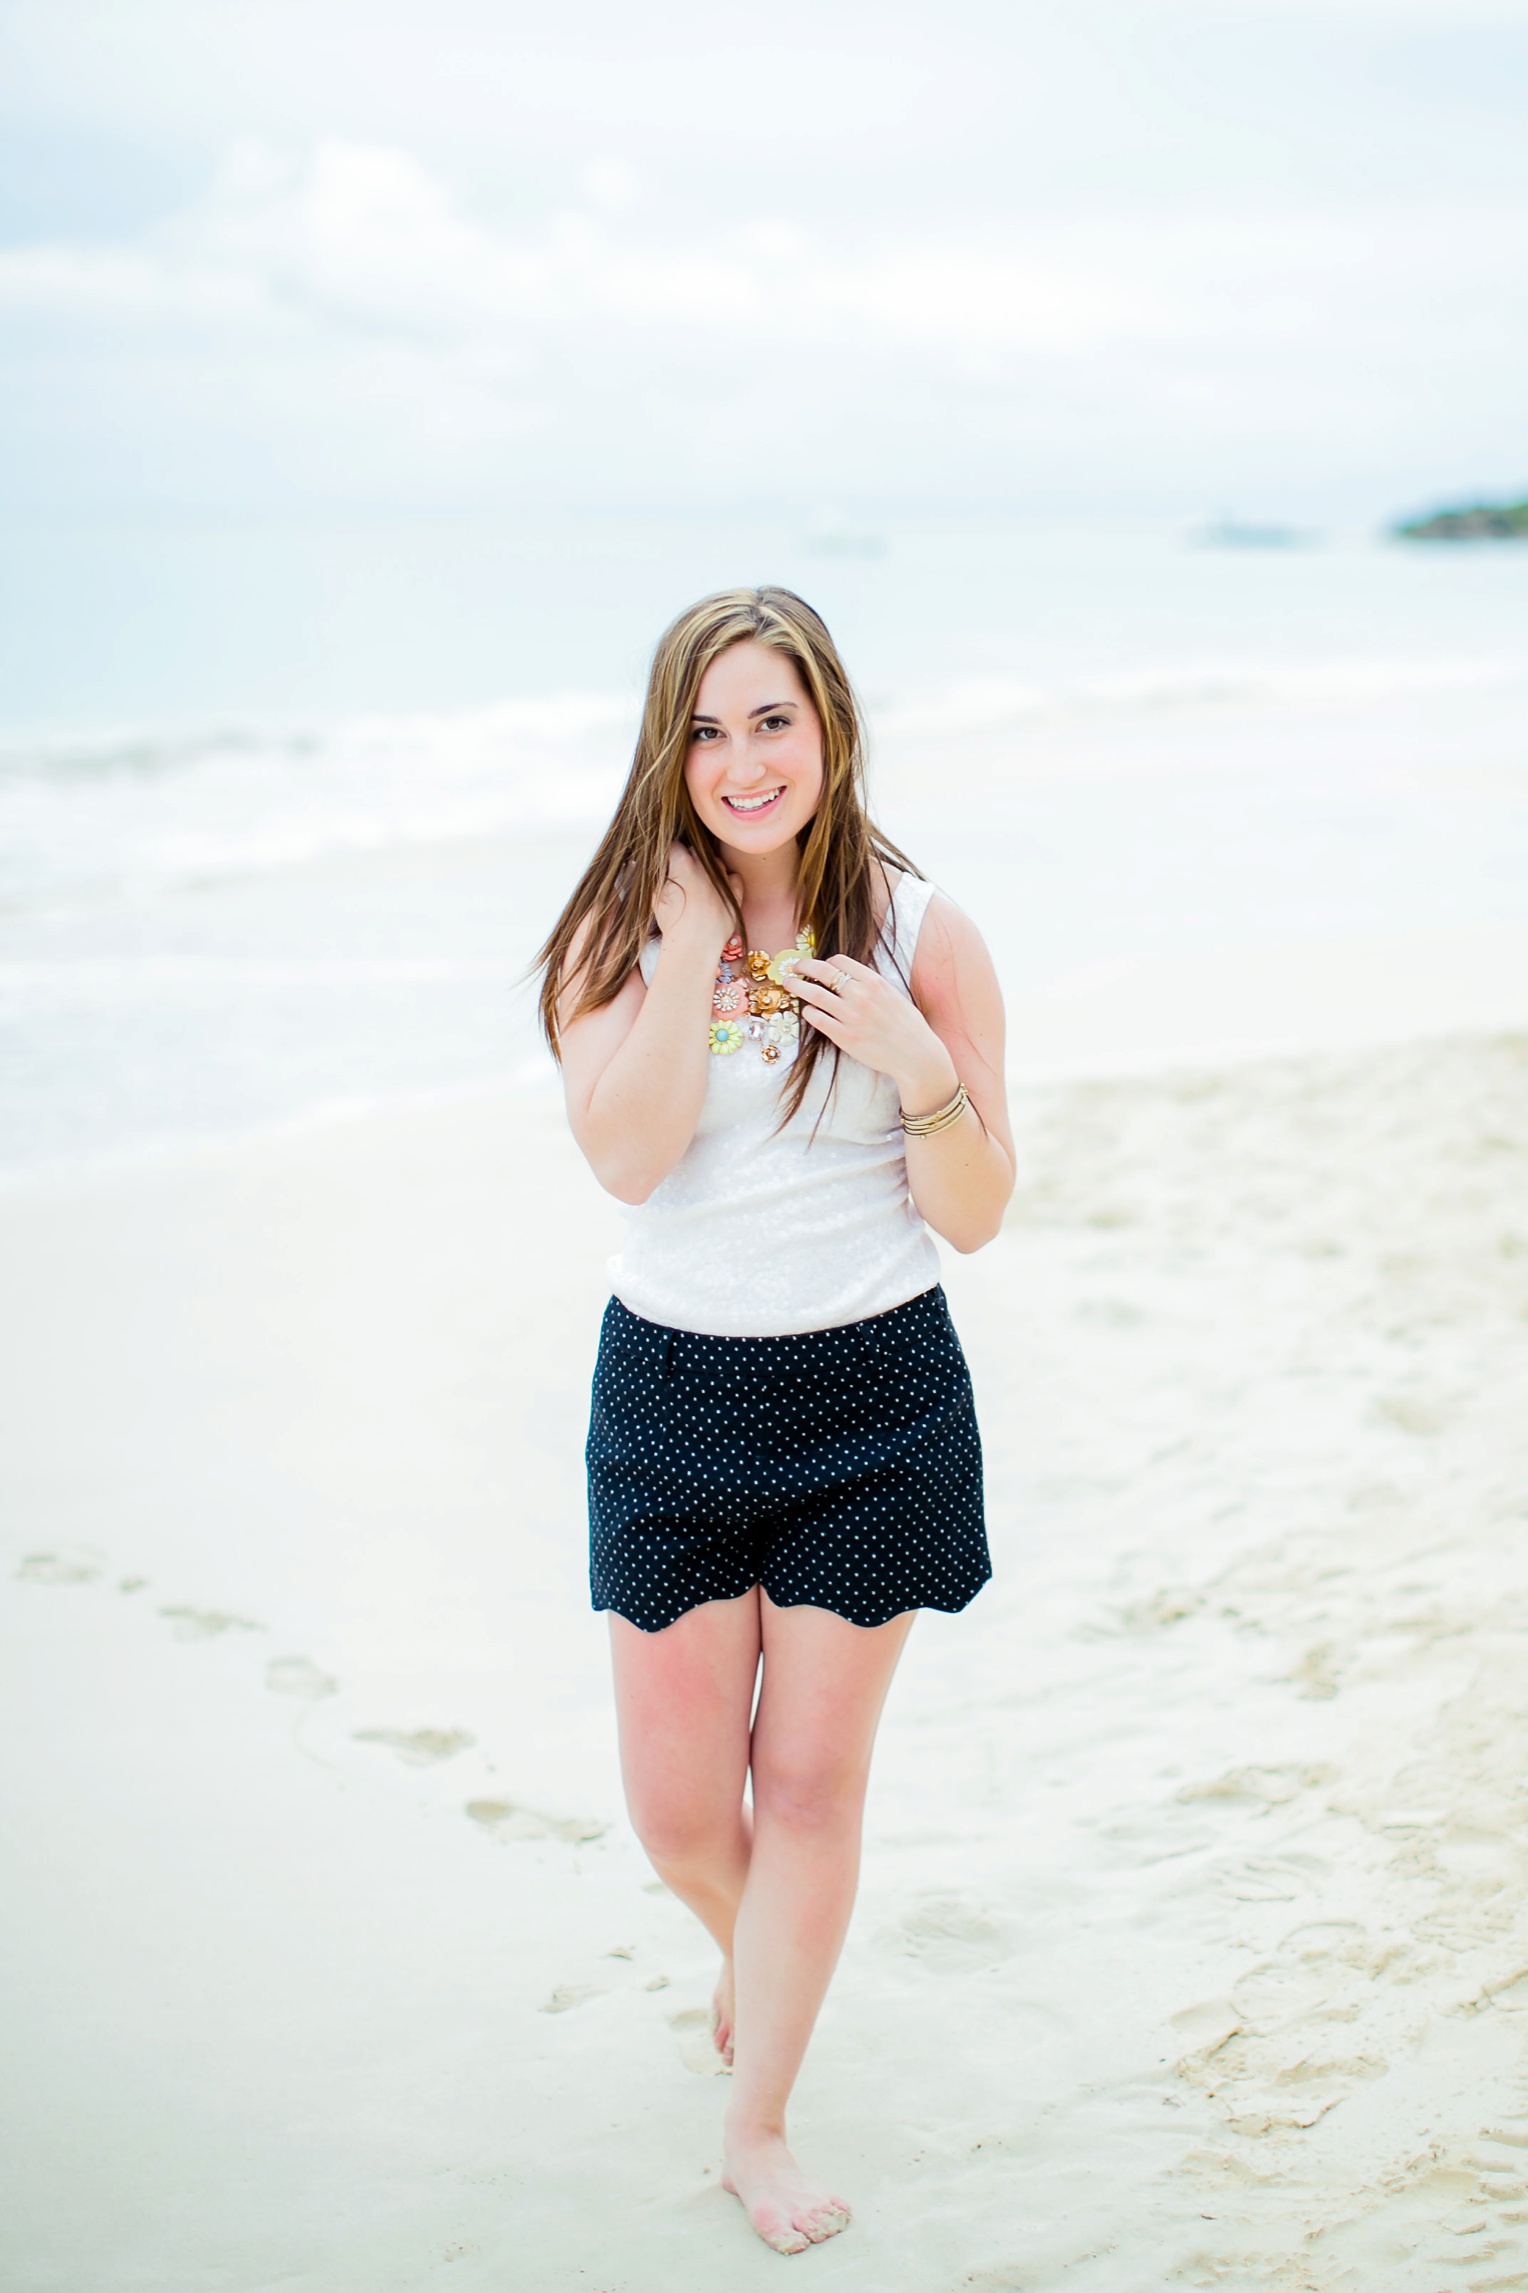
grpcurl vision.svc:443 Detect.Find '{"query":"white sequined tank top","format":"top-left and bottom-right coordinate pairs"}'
top-left (609, 870), bottom-right (943, 1338)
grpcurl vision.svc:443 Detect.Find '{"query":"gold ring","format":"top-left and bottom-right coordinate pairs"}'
top-left (831, 969), bottom-right (850, 991)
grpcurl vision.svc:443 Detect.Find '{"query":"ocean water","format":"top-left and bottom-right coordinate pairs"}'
top-left (2, 509), bottom-right (1527, 1175)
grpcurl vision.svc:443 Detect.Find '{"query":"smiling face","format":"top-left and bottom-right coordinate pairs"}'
top-left (683, 639), bottom-right (825, 855)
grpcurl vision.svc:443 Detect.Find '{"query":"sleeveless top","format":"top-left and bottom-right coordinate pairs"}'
top-left (609, 871), bottom-right (943, 1338)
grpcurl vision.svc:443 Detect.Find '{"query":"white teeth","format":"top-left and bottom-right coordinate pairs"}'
top-left (724, 788), bottom-right (783, 812)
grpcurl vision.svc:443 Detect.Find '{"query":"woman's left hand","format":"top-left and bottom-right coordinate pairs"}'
top-left (792, 954), bottom-right (959, 1117)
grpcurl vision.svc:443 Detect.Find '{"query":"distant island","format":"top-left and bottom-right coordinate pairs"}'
top-left (1394, 498), bottom-right (1528, 541)
top-left (1190, 514), bottom-right (1314, 550)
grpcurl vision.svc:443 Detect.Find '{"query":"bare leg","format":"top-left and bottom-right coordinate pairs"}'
top-left (608, 1591), bottom-right (761, 2060)
top-left (723, 1594), bottom-right (915, 2255)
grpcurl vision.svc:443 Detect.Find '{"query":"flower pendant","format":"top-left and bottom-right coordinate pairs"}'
top-left (708, 926), bottom-right (814, 1059)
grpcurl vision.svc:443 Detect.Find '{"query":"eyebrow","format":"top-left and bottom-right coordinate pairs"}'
top-left (691, 702), bottom-right (796, 724)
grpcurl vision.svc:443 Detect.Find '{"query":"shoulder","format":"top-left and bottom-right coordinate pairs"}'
top-left (556, 910), bottom-right (647, 1035)
top-left (910, 890), bottom-right (1000, 1005)
top-left (872, 861), bottom-right (900, 934)
top-left (874, 862), bottom-right (938, 939)
top-left (874, 863), bottom-right (966, 962)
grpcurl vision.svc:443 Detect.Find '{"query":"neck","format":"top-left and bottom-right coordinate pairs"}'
top-left (718, 838), bottom-right (802, 924)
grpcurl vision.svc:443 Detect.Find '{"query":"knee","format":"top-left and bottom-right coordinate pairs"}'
top-left (627, 1788), bottom-right (734, 1871)
top-left (752, 1747), bottom-right (867, 1836)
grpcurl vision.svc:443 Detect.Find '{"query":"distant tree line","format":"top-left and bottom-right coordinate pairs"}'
top-left (1394, 499), bottom-right (1528, 541)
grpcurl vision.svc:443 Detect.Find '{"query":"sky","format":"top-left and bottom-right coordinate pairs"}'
top-left (1, 0), bottom-right (1526, 521)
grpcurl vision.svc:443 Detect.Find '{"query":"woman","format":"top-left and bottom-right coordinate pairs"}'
top-left (538, 586), bottom-right (1014, 2257)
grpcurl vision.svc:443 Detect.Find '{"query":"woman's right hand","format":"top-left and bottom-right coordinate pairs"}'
top-left (653, 841), bottom-right (740, 953)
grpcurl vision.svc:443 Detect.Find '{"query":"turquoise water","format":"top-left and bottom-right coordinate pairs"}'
top-left (2, 511), bottom-right (1526, 1172)
top-left (3, 507), bottom-right (1524, 734)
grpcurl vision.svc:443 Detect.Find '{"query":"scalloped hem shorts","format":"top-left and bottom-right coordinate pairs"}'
top-left (586, 1285), bottom-right (990, 1634)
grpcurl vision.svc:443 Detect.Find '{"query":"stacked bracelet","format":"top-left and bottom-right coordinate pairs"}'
top-left (900, 1083), bottom-right (969, 1137)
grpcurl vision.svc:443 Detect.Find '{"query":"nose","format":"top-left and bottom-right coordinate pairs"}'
top-left (724, 748), bottom-right (772, 789)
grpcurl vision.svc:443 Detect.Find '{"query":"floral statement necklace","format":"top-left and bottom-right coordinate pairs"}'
top-left (708, 927), bottom-right (815, 1063)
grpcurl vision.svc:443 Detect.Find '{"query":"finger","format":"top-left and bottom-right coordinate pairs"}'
top-left (799, 1003), bottom-right (851, 1040)
top-left (793, 960), bottom-right (859, 992)
top-left (794, 955), bottom-right (875, 992)
top-left (798, 975), bottom-right (872, 1011)
top-left (791, 973), bottom-right (845, 1006)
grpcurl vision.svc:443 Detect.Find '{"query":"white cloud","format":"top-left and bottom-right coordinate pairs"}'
top-left (1, 137), bottom-right (1525, 512)
top-left (0, 139), bottom-right (1167, 354)
top-left (0, 135), bottom-right (1427, 361)
top-left (578, 159), bottom-right (641, 215)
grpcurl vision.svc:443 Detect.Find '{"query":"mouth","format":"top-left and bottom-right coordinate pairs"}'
top-left (721, 785), bottom-right (786, 818)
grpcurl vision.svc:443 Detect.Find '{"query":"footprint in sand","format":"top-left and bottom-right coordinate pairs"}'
top-left (1177, 1763), bottom-right (1334, 1809)
top-left (1177, 1922), bottom-right (1406, 2135)
top-left (668, 2006), bottom-right (730, 2076)
top-left (161, 1606), bottom-right (264, 1642)
top-left (1308, 2124), bottom-right (1528, 2275)
top-left (540, 1984), bottom-right (602, 2015)
top-left (1409, 2118), bottom-right (1528, 2269)
top-left (892, 1897), bottom-right (1016, 1967)
top-left (1169, 1998), bottom-right (1243, 2065)
top-left (1375, 1392), bottom-right (1451, 1436)
top-left (1485, 1972), bottom-right (1528, 2014)
top-left (1218, 1851), bottom-right (1326, 1904)
top-left (353, 1727), bottom-right (475, 1766)
top-left (1289, 1642), bottom-right (1341, 1699)
top-left (265, 1655), bottom-right (337, 1698)
top-left (1117, 1586), bottom-right (1205, 1632)
top-left (16, 1550), bottom-right (103, 1586)
top-left (465, 1797), bottom-right (607, 1844)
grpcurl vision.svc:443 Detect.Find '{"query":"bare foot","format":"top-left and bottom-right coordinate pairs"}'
top-left (722, 2126), bottom-right (852, 2256)
top-left (711, 1959), bottom-right (736, 2067)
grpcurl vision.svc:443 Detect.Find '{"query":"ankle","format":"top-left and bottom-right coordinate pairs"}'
top-left (725, 2111), bottom-right (788, 2151)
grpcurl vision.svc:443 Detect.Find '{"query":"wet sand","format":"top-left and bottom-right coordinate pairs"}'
top-left (3, 1032), bottom-right (1528, 2289)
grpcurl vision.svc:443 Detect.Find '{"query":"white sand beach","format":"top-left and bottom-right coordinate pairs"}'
top-left (7, 1), bottom-right (1528, 2275)
top-left (5, 1025), bottom-right (1528, 2291)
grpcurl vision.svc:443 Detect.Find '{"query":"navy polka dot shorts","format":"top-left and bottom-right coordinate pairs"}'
top-left (587, 1285), bottom-right (990, 1633)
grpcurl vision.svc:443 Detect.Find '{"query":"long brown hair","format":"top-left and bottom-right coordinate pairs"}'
top-left (536, 585), bottom-right (920, 1121)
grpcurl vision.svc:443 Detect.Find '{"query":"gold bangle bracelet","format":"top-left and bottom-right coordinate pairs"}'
top-left (901, 1083), bottom-right (969, 1136)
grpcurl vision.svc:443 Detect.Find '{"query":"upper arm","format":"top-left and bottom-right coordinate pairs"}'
top-left (556, 921), bottom-right (648, 1139)
top-left (909, 893), bottom-right (1014, 1164)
